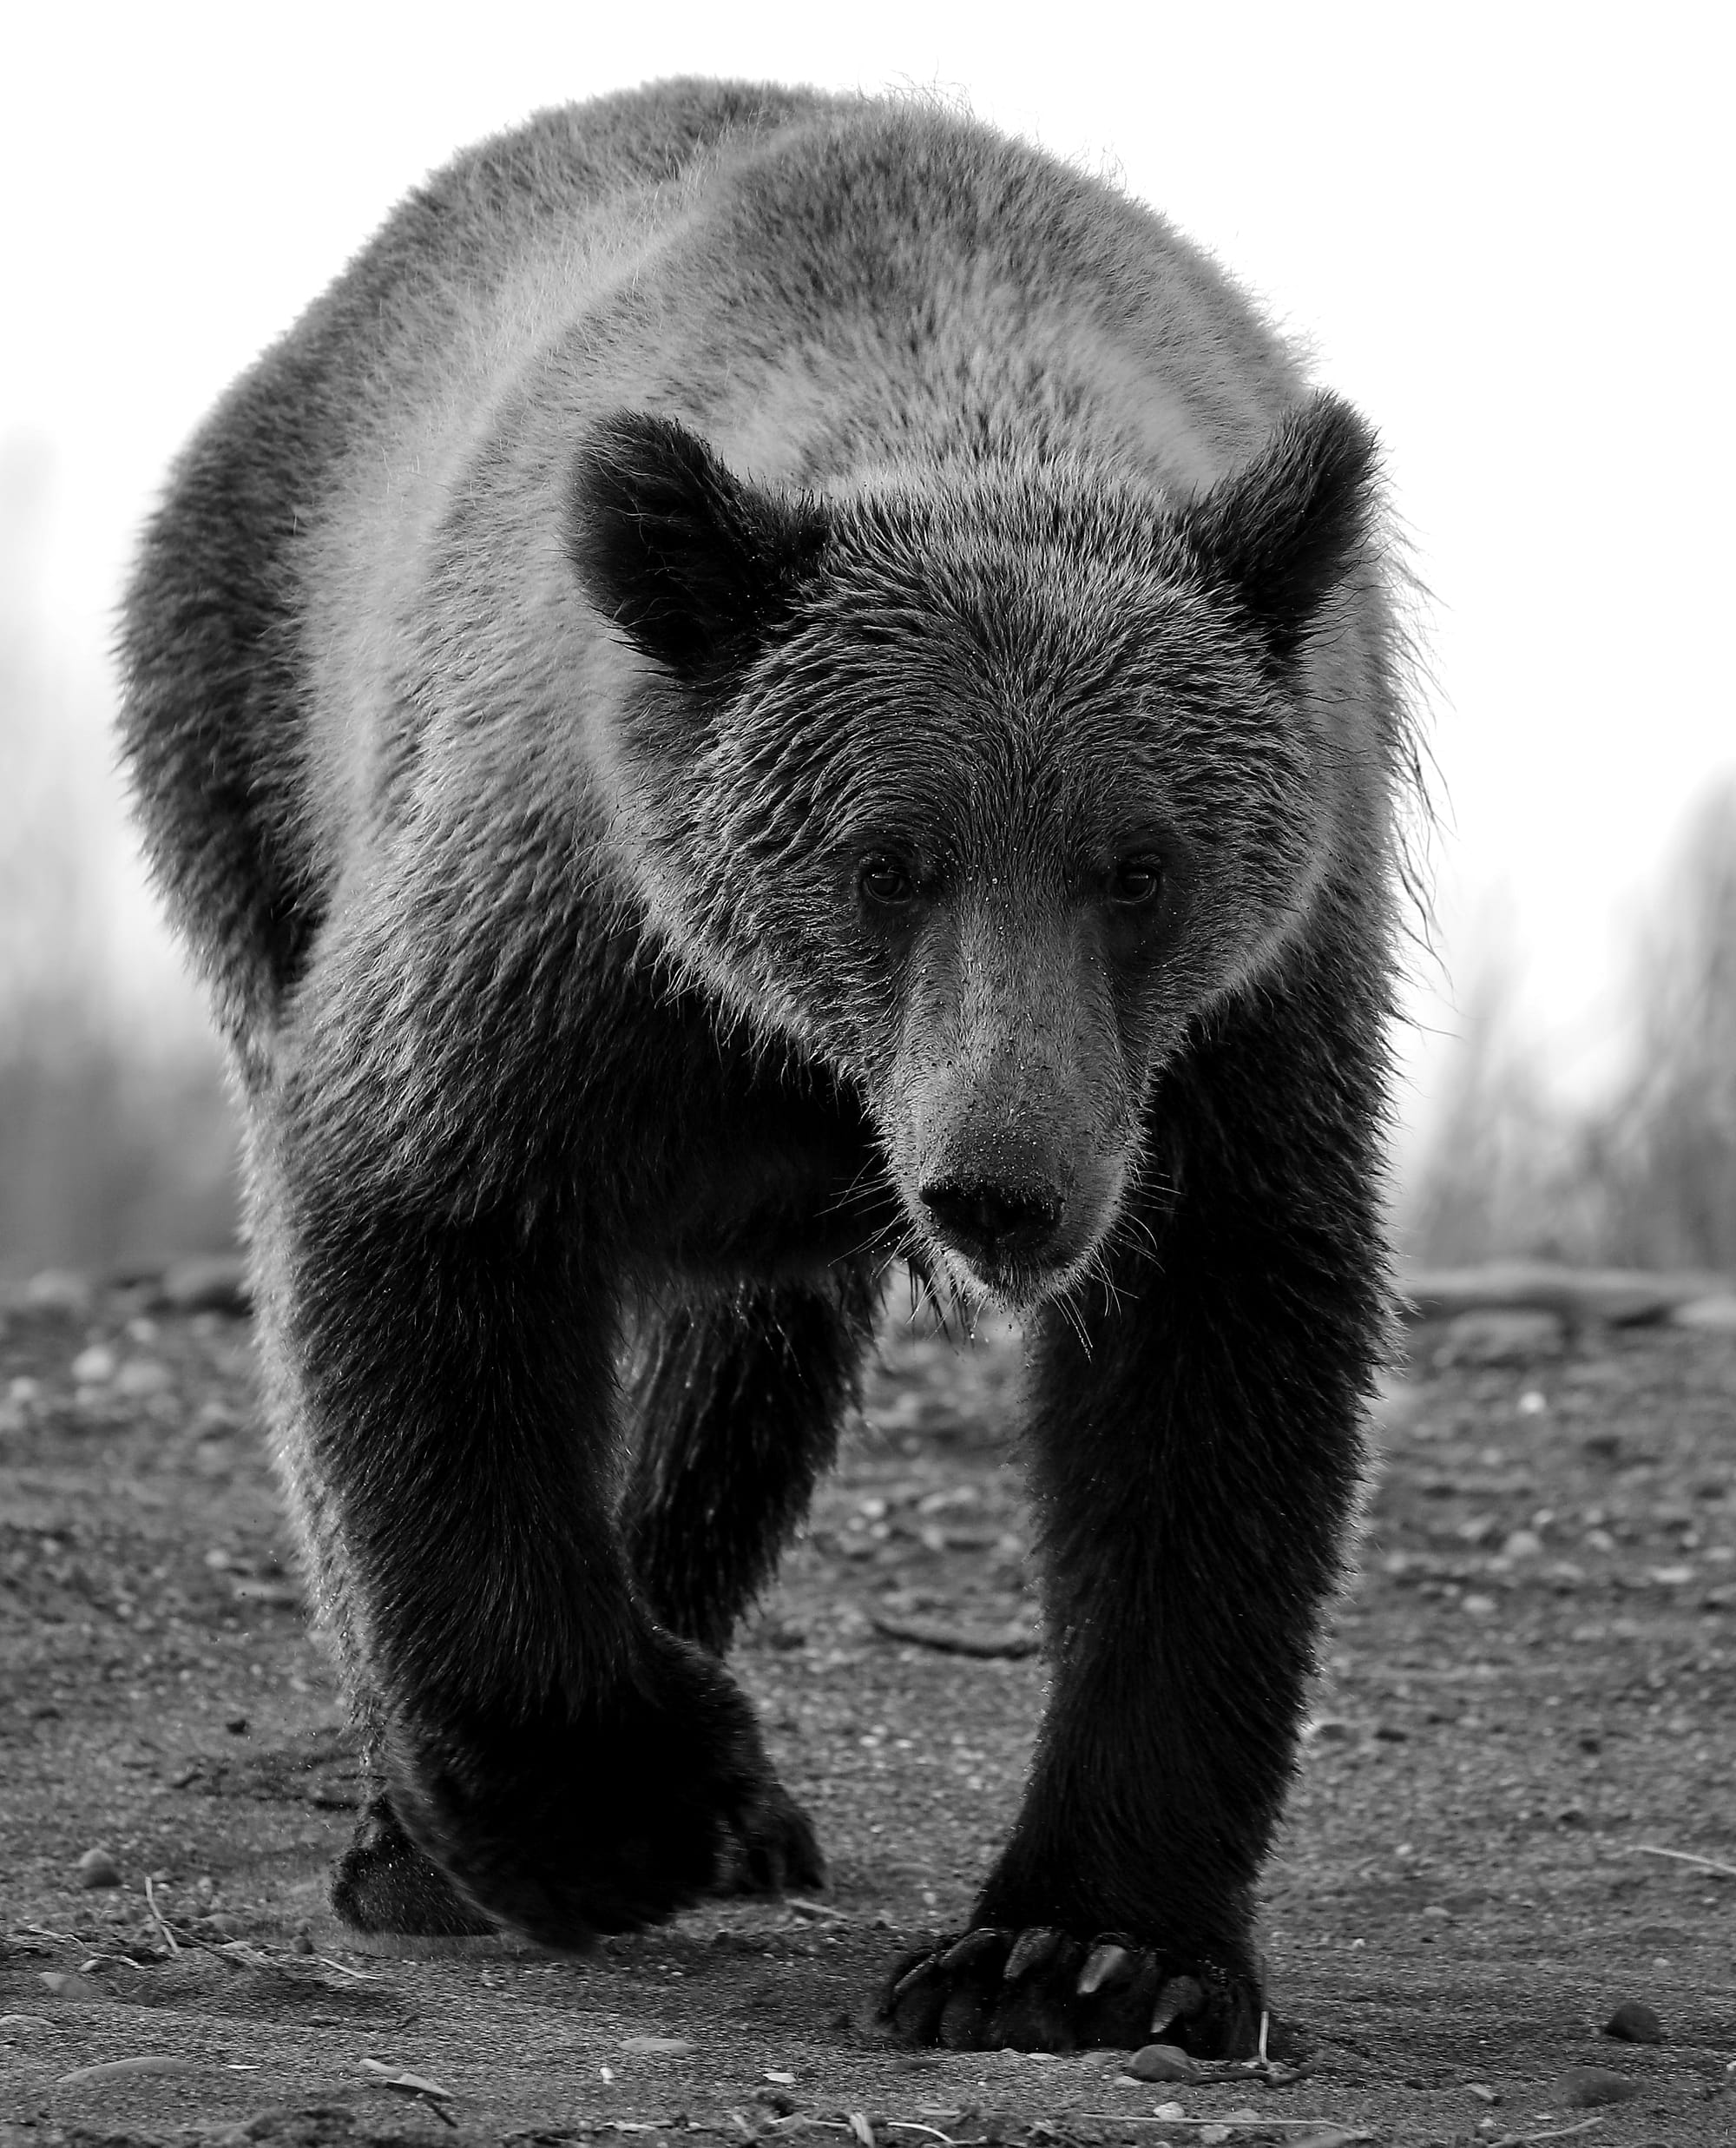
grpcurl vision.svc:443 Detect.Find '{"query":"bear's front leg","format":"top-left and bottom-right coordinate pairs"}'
top-left (887, 1011), bottom-right (1384, 2051)
top-left (271, 1194), bottom-right (797, 1949)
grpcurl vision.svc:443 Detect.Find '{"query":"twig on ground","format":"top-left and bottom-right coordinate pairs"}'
top-left (142, 1877), bottom-right (180, 1955)
top-left (314, 1951), bottom-right (392, 1980)
top-left (1079, 2118), bottom-right (1367, 2134)
top-left (1631, 1842), bottom-right (1736, 1880)
top-left (1488, 2118), bottom-right (1604, 2145)
top-left (139, 1884), bottom-right (273, 1971)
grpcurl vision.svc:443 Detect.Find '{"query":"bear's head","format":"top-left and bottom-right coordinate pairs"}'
top-left (569, 399), bottom-right (1379, 1311)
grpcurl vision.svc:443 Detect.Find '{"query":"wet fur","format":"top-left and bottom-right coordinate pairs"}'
top-left (120, 81), bottom-right (1415, 2046)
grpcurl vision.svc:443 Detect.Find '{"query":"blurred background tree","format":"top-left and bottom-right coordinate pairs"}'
top-left (0, 438), bottom-right (236, 1282)
top-left (1405, 783), bottom-right (1736, 1273)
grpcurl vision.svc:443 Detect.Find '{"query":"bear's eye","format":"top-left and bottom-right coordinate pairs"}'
top-left (1108, 857), bottom-right (1165, 908)
top-left (858, 854), bottom-right (918, 909)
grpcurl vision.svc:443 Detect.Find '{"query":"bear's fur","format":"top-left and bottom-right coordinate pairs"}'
top-left (120, 80), bottom-right (1415, 2052)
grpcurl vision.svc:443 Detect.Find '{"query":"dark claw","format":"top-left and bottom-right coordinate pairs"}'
top-left (941, 1926), bottom-right (1009, 1975)
top-left (1149, 1972), bottom-right (1206, 2039)
top-left (1077, 1939), bottom-right (1136, 1995)
top-left (886, 1951), bottom-right (952, 2046)
top-left (887, 1927), bottom-right (1011, 2047)
top-left (1003, 1925), bottom-right (1064, 1981)
top-left (715, 1778), bottom-right (825, 1899)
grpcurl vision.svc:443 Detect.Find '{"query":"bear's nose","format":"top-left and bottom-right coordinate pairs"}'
top-left (920, 1176), bottom-right (1062, 1257)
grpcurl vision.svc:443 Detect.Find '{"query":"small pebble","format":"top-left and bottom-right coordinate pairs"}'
top-left (76, 1846), bottom-right (122, 1888)
top-left (38, 1972), bottom-right (104, 1999)
top-left (26, 1269), bottom-right (93, 1314)
top-left (70, 1344), bottom-right (116, 1387)
top-left (1125, 2042), bottom-right (1198, 2083)
top-left (1559, 2064), bottom-right (1638, 2108)
top-left (1603, 1999), bottom-right (1665, 2044)
top-left (160, 1253), bottom-right (251, 1314)
top-left (114, 1356), bottom-right (173, 1398)
top-left (1674, 1292), bottom-right (1736, 1333)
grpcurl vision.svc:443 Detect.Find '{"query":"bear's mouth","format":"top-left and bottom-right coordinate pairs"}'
top-left (915, 1202), bottom-right (1107, 1317)
top-left (923, 1238), bottom-right (1095, 1321)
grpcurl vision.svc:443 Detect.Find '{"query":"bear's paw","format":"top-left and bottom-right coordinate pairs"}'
top-left (379, 1638), bottom-right (808, 1949)
top-left (882, 1926), bottom-right (1264, 2055)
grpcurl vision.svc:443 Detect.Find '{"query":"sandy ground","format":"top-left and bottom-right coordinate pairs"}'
top-left (2, 1275), bottom-right (1734, 2146)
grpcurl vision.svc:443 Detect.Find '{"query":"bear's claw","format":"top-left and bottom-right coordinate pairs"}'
top-left (711, 1777), bottom-right (826, 1898)
top-left (883, 1926), bottom-right (1260, 2054)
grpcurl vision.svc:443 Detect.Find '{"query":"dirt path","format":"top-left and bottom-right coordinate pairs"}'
top-left (2, 1278), bottom-right (1733, 2145)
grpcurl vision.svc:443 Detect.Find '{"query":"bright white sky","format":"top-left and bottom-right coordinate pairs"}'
top-left (3, 2), bottom-right (1733, 1145)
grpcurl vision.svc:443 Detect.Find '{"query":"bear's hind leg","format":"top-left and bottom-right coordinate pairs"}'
top-left (621, 1266), bottom-right (880, 1894)
top-left (624, 1268), bottom-right (879, 1652)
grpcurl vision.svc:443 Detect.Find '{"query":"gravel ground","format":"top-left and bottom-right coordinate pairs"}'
top-left (2, 1272), bottom-right (1733, 2146)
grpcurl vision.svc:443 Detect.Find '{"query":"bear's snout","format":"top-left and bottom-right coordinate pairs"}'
top-left (918, 1172), bottom-right (1064, 1263)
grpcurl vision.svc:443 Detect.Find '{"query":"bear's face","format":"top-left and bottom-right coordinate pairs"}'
top-left (570, 404), bottom-right (1377, 1308)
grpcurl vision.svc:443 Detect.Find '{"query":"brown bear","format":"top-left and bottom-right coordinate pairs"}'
top-left (119, 79), bottom-right (1416, 2054)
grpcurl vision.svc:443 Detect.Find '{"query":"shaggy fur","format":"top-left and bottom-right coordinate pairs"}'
top-left (120, 80), bottom-right (1414, 2052)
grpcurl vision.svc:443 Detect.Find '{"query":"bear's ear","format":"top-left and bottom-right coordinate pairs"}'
top-left (568, 412), bottom-right (831, 681)
top-left (1181, 392), bottom-right (1378, 669)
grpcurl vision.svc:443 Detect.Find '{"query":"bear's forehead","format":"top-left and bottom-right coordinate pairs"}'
top-left (796, 558), bottom-right (1246, 711)
top-left (766, 597), bottom-right (1266, 765)
top-left (779, 708), bottom-right (1259, 859)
